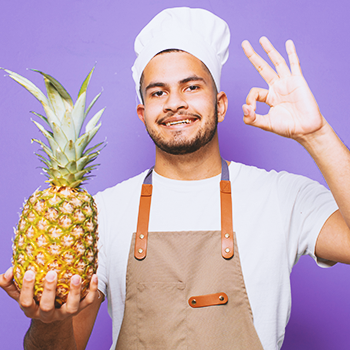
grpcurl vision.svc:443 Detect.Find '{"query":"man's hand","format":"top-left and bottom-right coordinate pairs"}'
top-left (242, 37), bottom-right (326, 142)
top-left (0, 266), bottom-right (98, 323)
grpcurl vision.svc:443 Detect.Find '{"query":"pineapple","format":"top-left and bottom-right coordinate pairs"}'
top-left (3, 67), bottom-right (104, 308)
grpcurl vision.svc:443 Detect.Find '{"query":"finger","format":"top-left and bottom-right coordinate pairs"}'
top-left (242, 39), bottom-right (279, 85)
top-left (242, 104), bottom-right (257, 125)
top-left (0, 267), bottom-right (20, 301)
top-left (80, 274), bottom-right (99, 308)
top-left (39, 270), bottom-right (57, 322)
top-left (64, 275), bottom-right (82, 315)
top-left (246, 87), bottom-right (270, 110)
top-left (286, 39), bottom-right (302, 76)
top-left (243, 105), bottom-right (272, 132)
top-left (259, 36), bottom-right (291, 78)
top-left (19, 270), bottom-right (37, 315)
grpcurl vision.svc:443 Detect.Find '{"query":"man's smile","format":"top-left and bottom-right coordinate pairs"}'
top-left (158, 114), bottom-right (200, 128)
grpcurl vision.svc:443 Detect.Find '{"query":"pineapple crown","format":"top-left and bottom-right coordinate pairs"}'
top-left (2, 67), bottom-right (105, 188)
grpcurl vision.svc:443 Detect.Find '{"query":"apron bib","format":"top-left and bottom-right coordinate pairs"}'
top-left (116, 159), bottom-right (263, 349)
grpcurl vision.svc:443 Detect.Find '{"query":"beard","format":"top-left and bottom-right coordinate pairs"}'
top-left (144, 105), bottom-right (218, 156)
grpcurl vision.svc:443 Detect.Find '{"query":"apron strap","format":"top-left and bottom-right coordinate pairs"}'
top-left (134, 159), bottom-right (234, 260)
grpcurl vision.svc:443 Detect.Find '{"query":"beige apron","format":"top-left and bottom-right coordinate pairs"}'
top-left (116, 159), bottom-right (264, 349)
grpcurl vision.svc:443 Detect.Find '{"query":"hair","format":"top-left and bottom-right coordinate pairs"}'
top-left (139, 49), bottom-right (217, 104)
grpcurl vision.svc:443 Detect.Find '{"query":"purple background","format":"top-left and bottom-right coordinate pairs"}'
top-left (1, 0), bottom-right (349, 349)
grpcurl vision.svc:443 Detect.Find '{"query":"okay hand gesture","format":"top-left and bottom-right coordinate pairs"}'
top-left (242, 37), bottom-right (326, 142)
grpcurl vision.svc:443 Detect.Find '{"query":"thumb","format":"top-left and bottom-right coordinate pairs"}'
top-left (242, 104), bottom-right (257, 125)
top-left (243, 104), bottom-right (272, 132)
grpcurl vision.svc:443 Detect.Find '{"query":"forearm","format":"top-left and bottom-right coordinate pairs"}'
top-left (24, 318), bottom-right (77, 350)
top-left (298, 120), bottom-right (350, 226)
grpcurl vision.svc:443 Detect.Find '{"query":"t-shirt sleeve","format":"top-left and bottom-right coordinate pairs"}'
top-left (277, 172), bottom-right (338, 267)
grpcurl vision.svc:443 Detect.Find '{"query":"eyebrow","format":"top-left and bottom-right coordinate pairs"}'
top-left (144, 76), bottom-right (207, 94)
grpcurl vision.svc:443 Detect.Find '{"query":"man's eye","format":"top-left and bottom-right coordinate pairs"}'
top-left (186, 85), bottom-right (199, 91)
top-left (152, 91), bottom-right (165, 97)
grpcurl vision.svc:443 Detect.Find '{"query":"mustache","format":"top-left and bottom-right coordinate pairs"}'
top-left (157, 111), bottom-right (201, 124)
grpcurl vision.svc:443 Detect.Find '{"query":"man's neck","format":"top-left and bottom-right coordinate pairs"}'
top-left (153, 137), bottom-right (223, 181)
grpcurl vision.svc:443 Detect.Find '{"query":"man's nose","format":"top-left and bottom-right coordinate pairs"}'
top-left (163, 91), bottom-right (188, 112)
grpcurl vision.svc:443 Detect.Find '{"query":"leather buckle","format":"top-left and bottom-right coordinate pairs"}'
top-left (188, 292), bottom-right (228, 308)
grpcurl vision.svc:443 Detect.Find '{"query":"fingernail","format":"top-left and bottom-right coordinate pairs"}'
top-left (92, 274), bottom-right (98, 284)
top-left (4, 267), bottom-right (13, 281)
top-left (24, 270), bottom-right (35, 282)
top-left (46, 270), bottom-right (56, 282)
top-left (71, 275), bottom-right (81, 286)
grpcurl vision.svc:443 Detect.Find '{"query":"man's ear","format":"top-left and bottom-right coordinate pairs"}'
top-left (217, 91), bottom-right (228, 123)
top-left (137, 104), bottom-right (145, 124)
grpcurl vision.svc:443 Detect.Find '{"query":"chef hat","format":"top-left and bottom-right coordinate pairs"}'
top-left (132, 7), bottom-right (230, 102)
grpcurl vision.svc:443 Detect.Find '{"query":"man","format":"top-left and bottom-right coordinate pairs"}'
top-left (1, 7), bottom-right (350, 350)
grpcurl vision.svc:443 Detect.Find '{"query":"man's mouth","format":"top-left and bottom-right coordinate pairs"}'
top-left (165, 118), bottom-right (193, 127)
top-left (159, 114), bottom-right (200, 127)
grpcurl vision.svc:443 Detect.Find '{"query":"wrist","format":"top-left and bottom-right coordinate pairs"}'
top-left (24, 318), bottom-right (76, 350)
top-left (295, 118), bottom-right (334, 154)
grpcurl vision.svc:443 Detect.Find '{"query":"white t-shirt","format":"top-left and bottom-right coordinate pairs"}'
top-left (94, 161), bottom-right (338, 350)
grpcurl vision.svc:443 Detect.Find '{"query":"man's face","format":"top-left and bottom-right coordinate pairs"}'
top-left (137, 51), bottom-right (224, 155)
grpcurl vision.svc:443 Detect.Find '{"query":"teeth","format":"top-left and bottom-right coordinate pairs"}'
top-left (166, 119), bottom-right (192, 126)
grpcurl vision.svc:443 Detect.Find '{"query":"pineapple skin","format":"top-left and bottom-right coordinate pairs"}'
top-left (12, 186), bottom-right (98, 308)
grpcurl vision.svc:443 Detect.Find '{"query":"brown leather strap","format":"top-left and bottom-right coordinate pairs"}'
top-left (188, 292), bottom-right (228, 308)
top-left (134, 184), bottom-right (152, 260)
top-left (135, 177), bottom-right (234, 260)
top-left (220, 180), bottom-right (234, 259)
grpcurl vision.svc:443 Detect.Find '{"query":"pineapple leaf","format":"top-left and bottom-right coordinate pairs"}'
top-left (76, 153), bottom-right (98, 171)
top-left (71, 91), bottom-right (87, 138)
top-left (43, 76), bottom-right (66, 121)
top-left (32, 138), bottom-right (54, 158)
top-left (64, 161), bottom-right (77, 173)
top-left (2, 69), bottom-right (61, 128)
top-left (68, 179), bottom-right (84, 188)
top-left (32, 120), bottom-right (60, 152)
top-left (30, 111), bottom-right (50, 128)
top-left (31, 69), bottom-right (74, 110)
top-left (60, 110), bottom-right (76, 142)
top-left (85, 91), bottom-right (102, 118)
top-left (35, 151), bottom-right (60, 170)
top-left (2, 68), bottom-right (48, 104)
top-left (4, 66), bottom-right (105, 188)
top-left (82, 141), bottom-right (105, 156)
top-left (75, 133), bottom-right (90, 158)
top-left (78, 66), bottom-right (95, 99)
top-left (35, 153), bottom-right (51, 168)
top-left (54, 147), bottom-right (70, 166)
top-left (85, 108), bottom-right (105, 133)
top-left (51, 122), bottom-right (69, 150)
top-left (63, 140), bottom-right (76, 162)
top-left (86, 123), bottom-right (102, 145)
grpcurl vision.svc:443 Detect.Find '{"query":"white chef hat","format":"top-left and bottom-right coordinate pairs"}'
top-left (132, 7), bottom-right (230, 102)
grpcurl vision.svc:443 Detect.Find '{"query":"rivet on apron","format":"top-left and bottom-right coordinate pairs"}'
top-left (138, 248), bottom-right (144, 254)
top-left (224, 233), bottom-right (230, 238)
top-left (225, 248), bottom-right (230, 253)
top-left (139, 234), bottom-right (145, 239)
top-left (219, 295), bottom-right (225, 301)
top-left (191, 299), bottom-right (197, 305)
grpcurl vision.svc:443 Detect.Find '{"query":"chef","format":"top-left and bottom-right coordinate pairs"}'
top-left (1, 7), bottom-right (350, 350)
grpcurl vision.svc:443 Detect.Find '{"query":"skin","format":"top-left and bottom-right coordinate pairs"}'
top-left (1, 37), bottom-right (350, 349)
top-left (137, 51), bottom-right (228, 180)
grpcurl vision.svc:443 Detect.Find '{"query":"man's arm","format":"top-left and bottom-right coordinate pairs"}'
top-left (23, 295), bottom-right (102, 350)
top-left (0, 267), bottom-right (101, 350)
top-left (242, 37), bottom-right (350, 263)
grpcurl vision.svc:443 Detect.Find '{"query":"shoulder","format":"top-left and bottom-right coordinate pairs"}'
top-left (93, 169), bottom-right (150, 211)
top-left (229, 161), bottom-right (317, 187)
top-left (228, 161), bottom-right (330, 205)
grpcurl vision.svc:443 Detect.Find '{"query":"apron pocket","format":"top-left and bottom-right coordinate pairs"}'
top-left (137, 281), bottom-right (187, 350)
